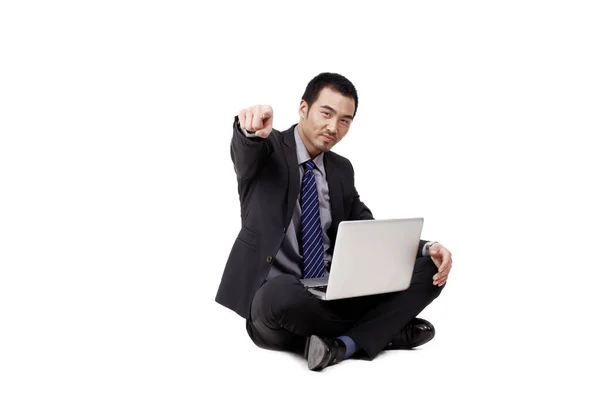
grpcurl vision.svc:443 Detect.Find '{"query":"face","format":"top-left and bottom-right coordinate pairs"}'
top-left (297, 87), bottom-right (355, 158)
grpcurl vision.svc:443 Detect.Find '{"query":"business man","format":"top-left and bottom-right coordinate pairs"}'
top-left (215, 72), bottom-right (453, 371)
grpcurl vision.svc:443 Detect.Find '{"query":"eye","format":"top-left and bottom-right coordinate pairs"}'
top-left (341, 119), bottom-right (349, 125)
top-left (321, 112), bottom-right (330, 117)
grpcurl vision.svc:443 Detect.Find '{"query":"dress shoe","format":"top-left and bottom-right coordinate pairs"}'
top-left (386, 318), bottom-right (435, 350)
top-left (305, 335), bottom-right (346, 371)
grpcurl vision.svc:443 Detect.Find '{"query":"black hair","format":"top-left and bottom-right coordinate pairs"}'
top-left (301, 72), bottom-right (358, 117)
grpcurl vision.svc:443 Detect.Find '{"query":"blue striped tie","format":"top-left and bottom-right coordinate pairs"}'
top-left (301, 160), bottom-right (325, 279)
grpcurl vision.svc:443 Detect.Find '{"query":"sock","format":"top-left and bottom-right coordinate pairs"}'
top-left (337, 335), bottom-right (358, 359)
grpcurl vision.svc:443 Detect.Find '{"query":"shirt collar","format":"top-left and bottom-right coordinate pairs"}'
top-left (294, 125), bottom-right (325, 171)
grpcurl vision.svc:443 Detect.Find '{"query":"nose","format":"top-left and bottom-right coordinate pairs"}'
top-left (326, 121), bottom-right (338, 135)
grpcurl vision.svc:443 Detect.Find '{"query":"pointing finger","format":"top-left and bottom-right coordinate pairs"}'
top-left (262, 107), bottom-right (273, 120)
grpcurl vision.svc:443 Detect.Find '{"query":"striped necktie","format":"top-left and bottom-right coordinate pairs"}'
top-left (301, 160), bottom-right (325, 279)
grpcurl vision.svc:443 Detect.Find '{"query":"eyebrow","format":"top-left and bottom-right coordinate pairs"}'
top-left (320, 105), bottom-right (354, 120)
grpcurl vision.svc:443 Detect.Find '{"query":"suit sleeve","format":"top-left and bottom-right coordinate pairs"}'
top-left (230, 116), bottom-right (273, 183)
top-left (345, 160), bottom-right (374, 221)
top-left (345, 159), bottom-right (430, 258)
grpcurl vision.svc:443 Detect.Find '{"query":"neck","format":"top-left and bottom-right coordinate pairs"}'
top-left (297, 122), bottom-right (320, 159)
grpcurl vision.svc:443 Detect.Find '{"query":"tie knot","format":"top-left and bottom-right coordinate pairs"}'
top-left (303, 160), bottom-right (316, 172)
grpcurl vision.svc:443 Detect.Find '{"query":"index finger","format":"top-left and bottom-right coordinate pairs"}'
top-left (261, 107), bottom-right (273, 119)
top-left (438, 260), bottom-right (450, 274)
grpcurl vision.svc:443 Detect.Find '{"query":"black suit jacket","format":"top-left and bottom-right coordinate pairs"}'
top-left (215, 117), bottom-right (428, 318)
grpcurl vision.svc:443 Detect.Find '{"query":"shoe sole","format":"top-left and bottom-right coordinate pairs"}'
top-left (307, 335), bottom-right (329, 371)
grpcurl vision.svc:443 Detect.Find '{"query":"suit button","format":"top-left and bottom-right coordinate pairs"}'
top-left (266, 256), bottom-right (273, 264)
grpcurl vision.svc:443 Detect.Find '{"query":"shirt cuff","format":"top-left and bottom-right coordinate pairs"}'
top-left (238, 123), bottom-right (259, 138)
top-left (423, 241), bottom-right (436, 257)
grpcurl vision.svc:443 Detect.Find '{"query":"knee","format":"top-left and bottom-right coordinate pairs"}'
top-left (412, 257), bottom-right (437, 282)
top-left (250, 275), bottom-right (309, 323)
top-left (411, 257), bottom-right (446, 294)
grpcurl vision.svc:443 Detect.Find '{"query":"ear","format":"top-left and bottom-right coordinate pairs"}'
top-left (299, 100), bottom-right (308, 120)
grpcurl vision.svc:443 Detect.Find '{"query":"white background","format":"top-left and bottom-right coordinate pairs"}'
top-left (1, 1), bottom-right (599, 399)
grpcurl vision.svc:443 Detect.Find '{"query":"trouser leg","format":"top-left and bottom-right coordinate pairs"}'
top-left (345, 257), bottom-right (445, 359)
top-left (246, 274), bottom-right (359, 354)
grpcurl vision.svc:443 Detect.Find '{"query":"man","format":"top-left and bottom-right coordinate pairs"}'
top-left (215, 72), bottom-right (453, 371)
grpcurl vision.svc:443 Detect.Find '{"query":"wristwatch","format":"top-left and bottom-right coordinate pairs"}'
top-left (424, 241), bottom-right (438, 257)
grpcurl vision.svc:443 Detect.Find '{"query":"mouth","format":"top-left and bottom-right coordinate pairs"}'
top-left (321, 134), bottom-right (335, 143)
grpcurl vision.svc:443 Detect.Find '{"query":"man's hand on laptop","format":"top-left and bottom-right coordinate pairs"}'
top-left (430, 243), bottom-right (452, 287)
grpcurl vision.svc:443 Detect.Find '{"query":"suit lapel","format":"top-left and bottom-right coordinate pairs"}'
top-left (282, 127), bottom-right (300, 224)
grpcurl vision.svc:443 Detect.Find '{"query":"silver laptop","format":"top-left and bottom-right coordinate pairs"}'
top-left (300, 218), bottom-right (424, 300)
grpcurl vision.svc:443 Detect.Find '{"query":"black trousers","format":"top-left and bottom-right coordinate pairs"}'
top-left (246, 257), bottom-right (445, 359)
